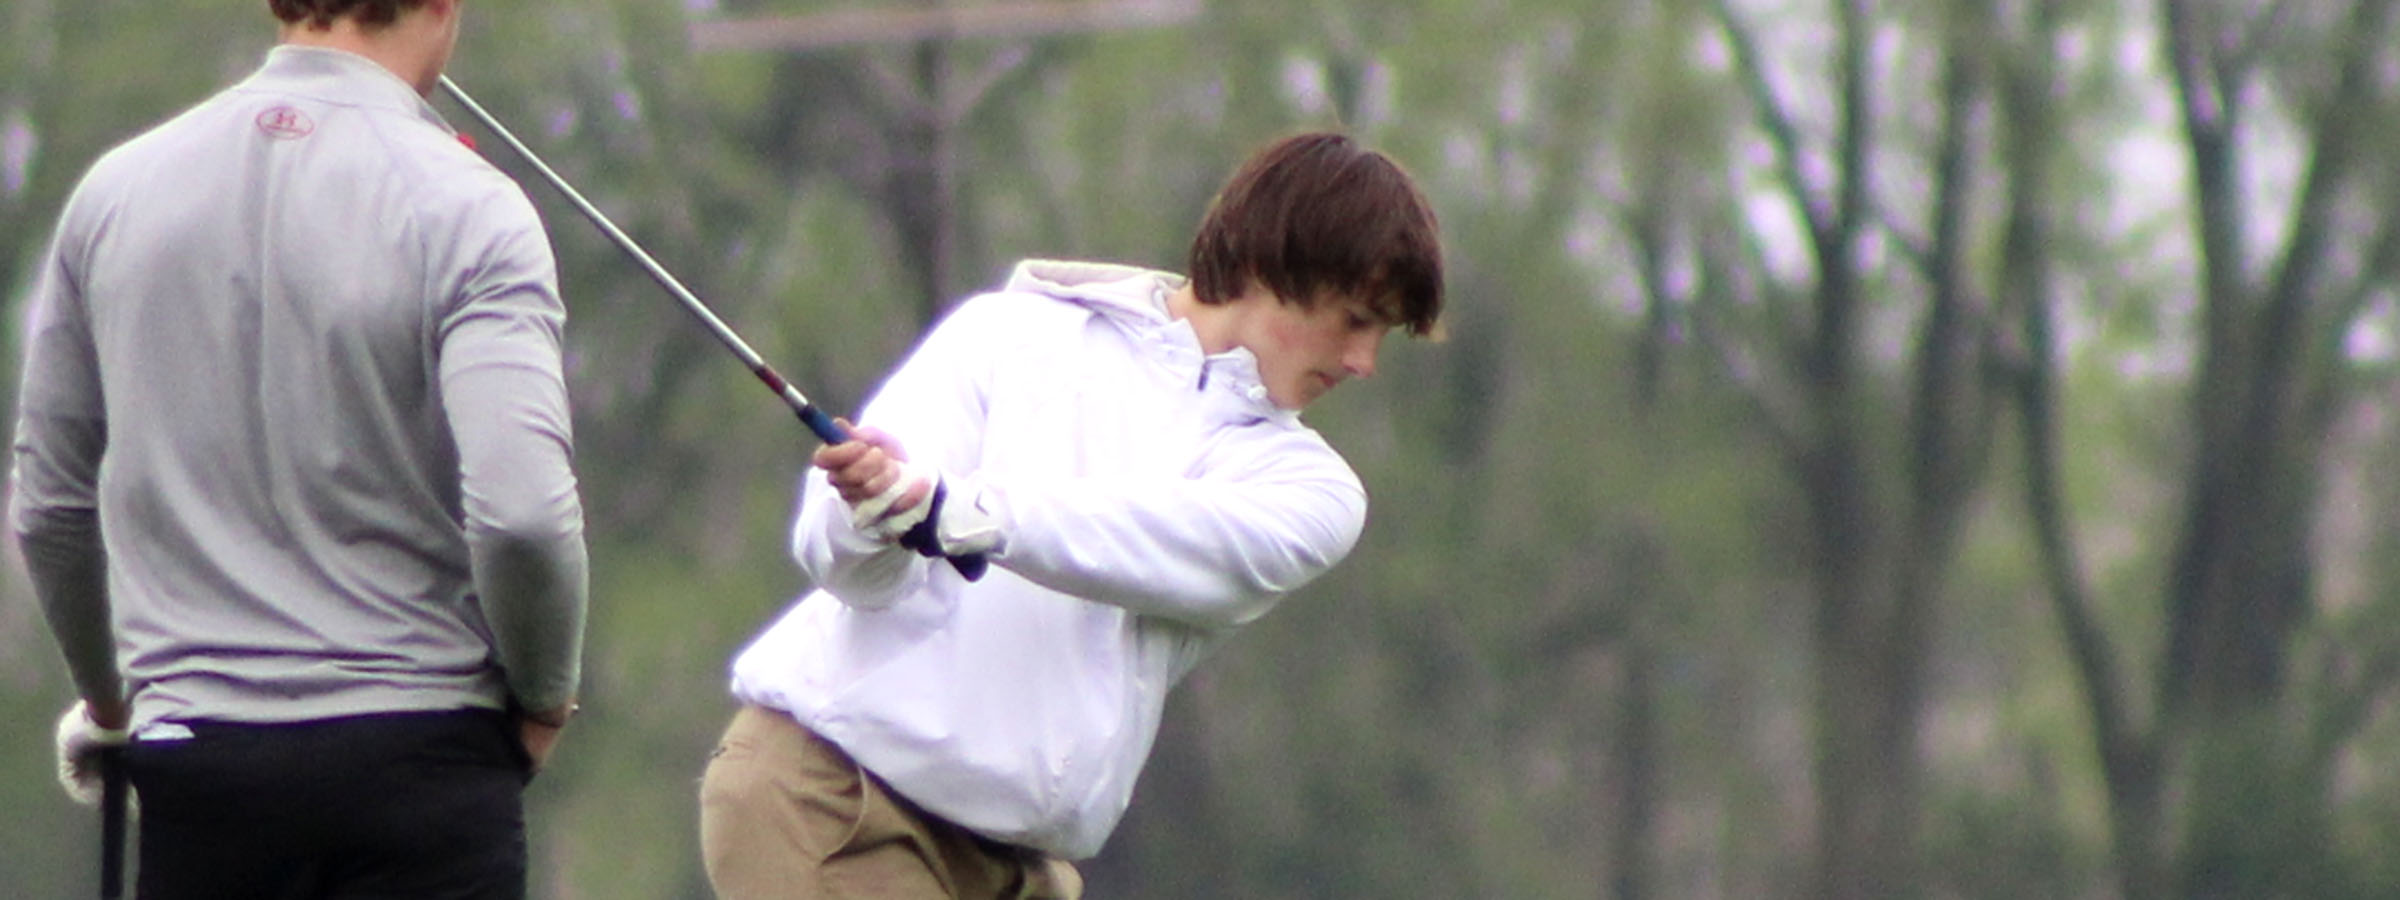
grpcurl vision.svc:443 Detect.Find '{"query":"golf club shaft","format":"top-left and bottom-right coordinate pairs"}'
top-left (436, 76), bottom-right (987, 582)
top-left (434, 76), bottom-right (845, 445)
top-left (99, 747), bottom-right (126, 900)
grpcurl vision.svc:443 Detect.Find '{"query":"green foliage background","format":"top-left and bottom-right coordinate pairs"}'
top-left (10, 1), bottom-right (2400, 897)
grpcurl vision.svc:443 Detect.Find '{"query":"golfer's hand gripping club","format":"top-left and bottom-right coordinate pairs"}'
top-left (828, 428), bottom-right (1002, 574)
top-left (435, 76), bottom-right (987, 580)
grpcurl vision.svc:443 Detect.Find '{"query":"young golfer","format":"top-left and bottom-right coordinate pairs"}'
top-left (699, 132), bottom-right (1445, 898)
top-left (15, 1), bottom-right (587, 896)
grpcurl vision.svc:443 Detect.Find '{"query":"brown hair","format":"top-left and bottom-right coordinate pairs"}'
top-left (1187, 133), bottom-right (1444, 336)
top-left (269, 0), bottom-right (425, 29)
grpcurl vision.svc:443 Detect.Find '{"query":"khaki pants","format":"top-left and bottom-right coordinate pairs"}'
top-left (699, 705), bottom-right (1082, 900)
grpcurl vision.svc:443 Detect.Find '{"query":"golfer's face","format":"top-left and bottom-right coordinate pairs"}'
top-left (1236, 289), bottom-right (1390, 410)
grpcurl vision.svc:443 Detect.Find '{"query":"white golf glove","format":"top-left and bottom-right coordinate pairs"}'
top-left (849, 462), bottom-right (1005, 558)
top-left (55, 700), bottom-right (130, 806)
top-left (850, 460), bottom-right (937, 541)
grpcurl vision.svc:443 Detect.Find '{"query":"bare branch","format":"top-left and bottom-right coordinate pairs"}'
top-left (2161, 0), bottom-right (2249, 328)
top-left (2258, 0), bottom-right (2392, 321)
top-left (2307, 631), bottom-right (2400, 772)
top-left (1995, 0), bottom-right (2148, 792)
top-left (1873, 197), bottom-right (1935, 278)
top-left (1734, 216), bottom-right (1811, 353)
top-left (2249, 0), bottom-right (2397, 442)
top-left (858, 55), bottom-right (932, 120)
top-left (1829, 0), bottom-right (1873, 244)
top-left (2306, 188), bottom-right (2400, 434)
top-left (1694, 311), bottom-right (1809, 466)
top-left (1906, 14), bottom-right (1988, 525)
top-left (1613, 199), bottom-right (1808, 459)
top-left (2224, 0), bottom-right (2301, 73)
top-left (943, 45), bottom-right (1034, 124)
top-left (1708, 0), bottom-right (1831, 237)
top-left (1706, 230), bottom-right (1812, 462)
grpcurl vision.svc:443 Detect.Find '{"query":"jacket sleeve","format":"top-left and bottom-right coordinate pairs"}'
top-left (787, 300), bottom-right (998, 609)
top-left (983, 431), bottom-right (1366, 630)
top-left (436, 187), bottom-right (589, 715)
top-left (9, 215), bottom-right (124, 708)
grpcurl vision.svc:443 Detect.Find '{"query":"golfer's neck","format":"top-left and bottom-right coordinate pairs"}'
top-left (1166, 283), bottom-right (1240, 355)
top-left (279, 21), bottom-right (444, 95)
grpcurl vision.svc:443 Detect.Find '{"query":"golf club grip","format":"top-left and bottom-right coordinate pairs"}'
top-left (99, 747), bottom-right (126, 900)
top-left (796, 405), bottom-right (847, 446)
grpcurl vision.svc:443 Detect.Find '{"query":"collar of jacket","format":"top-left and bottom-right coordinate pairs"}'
top-left (243, 45), bottom-right (456, 137)
top-left (1003, 259), bottom-right (1297, 428)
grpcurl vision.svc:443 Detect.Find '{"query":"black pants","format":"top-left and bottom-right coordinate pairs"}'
top-left (124, 709), bottom-right (532, 900)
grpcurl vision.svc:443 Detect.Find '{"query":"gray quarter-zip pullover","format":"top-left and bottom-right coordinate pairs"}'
top-left (11, 45), bottom-right (588, 731)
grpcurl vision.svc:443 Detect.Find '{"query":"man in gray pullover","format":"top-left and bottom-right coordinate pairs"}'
top-left (11, 1), bottom-right (587, 896)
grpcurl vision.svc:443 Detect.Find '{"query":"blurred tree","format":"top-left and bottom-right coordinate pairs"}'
top-left (691, 0), bottom-right (1196, 323)
top-left (2153, 1), bottom-right (2400, 893)
top-left (1649, 0), bottom-right (2021, 893)
top-left (2005, 0), bottom-right (2400, 897)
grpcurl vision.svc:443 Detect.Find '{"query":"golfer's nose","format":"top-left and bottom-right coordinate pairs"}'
top-left (1343, 330), bottom-right (1384, 378)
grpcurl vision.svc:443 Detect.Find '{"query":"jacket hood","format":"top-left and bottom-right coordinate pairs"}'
top-left (998, 259), bottom-right (1293, 425)
top-left (999, 259), bottom-right (1176, 325)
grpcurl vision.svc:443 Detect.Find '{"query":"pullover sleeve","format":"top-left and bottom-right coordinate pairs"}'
top-left (973, 441), bottom-right (1364, 629)
top-left (10, 218), bottom-right (123, 707)
top-left (789, 297), bottom-right (1010, 608)
top-left (790, 472), bottom-right (935, 609)
top-left (790, 296), bottom-right (1365, 629)
top-left (785, 350), bottom-right (967, 610)
top-left (437, 190), bottom-right (588, 714)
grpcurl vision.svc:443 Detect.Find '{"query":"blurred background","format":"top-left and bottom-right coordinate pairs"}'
top-left (9, 0), bottom-right (2400, 897)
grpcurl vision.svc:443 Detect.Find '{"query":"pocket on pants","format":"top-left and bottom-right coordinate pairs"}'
top-left (699, 712), bottom-right (869, 865)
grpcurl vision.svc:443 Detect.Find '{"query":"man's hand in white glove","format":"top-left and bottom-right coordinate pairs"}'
top-left (55, 699), bottom-right (130, 806)
top-left (810, 421), bottom-right (1006, 562)
top-left (813, 421), bottom-right (935, 541)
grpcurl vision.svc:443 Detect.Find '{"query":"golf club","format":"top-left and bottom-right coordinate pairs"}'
top-left (99, 747), bottom-right (126, 900)
top-left (436, 76), bottom-right (987, 582)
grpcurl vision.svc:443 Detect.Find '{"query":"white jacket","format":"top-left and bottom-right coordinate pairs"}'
top-left (729, 260), bottom-right (1367, 859)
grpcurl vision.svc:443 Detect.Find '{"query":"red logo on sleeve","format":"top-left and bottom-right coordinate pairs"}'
top-left (255, 106), bottom-right (315, 140)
